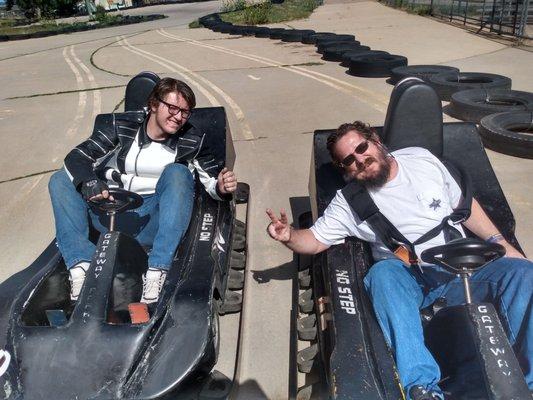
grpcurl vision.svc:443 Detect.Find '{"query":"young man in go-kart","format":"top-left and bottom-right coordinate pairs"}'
top-left (49, 77), bottom-right (237, 304)
top-left (266, 121), bottom-right (532, 400)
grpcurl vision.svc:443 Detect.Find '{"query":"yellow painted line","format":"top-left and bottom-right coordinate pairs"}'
top-left (118, 36), bottom-right (254, 141)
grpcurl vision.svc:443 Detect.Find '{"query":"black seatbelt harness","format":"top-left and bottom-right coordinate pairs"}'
top-left (341, 160), bottom-right (473, 272)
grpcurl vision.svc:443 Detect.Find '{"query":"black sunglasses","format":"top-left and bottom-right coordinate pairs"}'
top-left (340, 140), bottom-right (370, 167)
top-left (157, 97), bottom-right (191, 119)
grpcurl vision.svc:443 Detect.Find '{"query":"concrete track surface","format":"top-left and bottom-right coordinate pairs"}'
top-left (0, 0), bottom-right (531, 398)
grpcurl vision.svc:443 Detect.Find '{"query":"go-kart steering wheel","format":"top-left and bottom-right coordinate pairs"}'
top-left (421, 237), bottom-right (506, 274)
top-left (88, 188), bottom-right (143, 214)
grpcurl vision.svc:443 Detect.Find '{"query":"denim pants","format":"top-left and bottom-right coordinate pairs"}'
top-left (48, 164), bottom-right (195, 271)
top-left (363, 257), bottom-right (533, 398)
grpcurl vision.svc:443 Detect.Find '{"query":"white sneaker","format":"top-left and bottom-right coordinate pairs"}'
top-left (69, 262), bottom-right (89, 301)
top-left (141, 268), bottom-right (167, 304)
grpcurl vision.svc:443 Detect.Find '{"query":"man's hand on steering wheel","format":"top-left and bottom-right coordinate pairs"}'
top-left (217, 167), bottom-right (237, 195)
top-left (81, 179), bottom-right (114, 203)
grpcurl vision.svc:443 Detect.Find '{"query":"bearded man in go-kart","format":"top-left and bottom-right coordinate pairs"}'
top-left (267, 121), bottom-right (532, 400)
top-left (49, 77), bottom-right (237, 304)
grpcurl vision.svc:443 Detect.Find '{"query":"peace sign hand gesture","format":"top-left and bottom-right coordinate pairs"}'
top-left (266, 208), bottom-right (292, 243)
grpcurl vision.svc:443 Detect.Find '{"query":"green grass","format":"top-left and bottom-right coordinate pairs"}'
top-left (0, 14), bottom-right (164, 36)
top-left (220, 0), bottom-right (322, 25)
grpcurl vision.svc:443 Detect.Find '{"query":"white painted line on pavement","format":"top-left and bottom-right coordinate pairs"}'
top-left (118, 36), bottom-right (254, 141)
top-left (158, 29), bottom-right (388, 113)
top-left (70, 47), bottom-right (102, 118)
top-left (62, 46), bottom-right (87, 137)
top-left (248, 75), bottom-right (261, 81)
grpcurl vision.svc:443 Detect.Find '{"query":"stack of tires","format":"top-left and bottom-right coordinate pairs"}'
top-left (198, 15), bottom-right (533, 158)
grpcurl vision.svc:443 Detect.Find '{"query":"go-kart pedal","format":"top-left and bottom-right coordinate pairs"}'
top-left (128, 303), bottom-right (150, 324)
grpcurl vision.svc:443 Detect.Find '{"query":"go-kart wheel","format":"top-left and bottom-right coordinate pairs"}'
top-left (88, 188), bottom-right (143, 214)
top-left (421, 238), bottom-right (506, 274)
top-left (235, 182), bottom-right (249, 204)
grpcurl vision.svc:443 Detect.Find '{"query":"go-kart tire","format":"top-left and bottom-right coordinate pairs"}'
top-left (235, 182), bottom-right (250, 204)
top-left (322, 44), bottom-right (370, 62)
top-left (446, 89), bottom-right (533, 123)
top-left (298, 269), bottom-right (311, 288)
top-left (211, 23), bottom-right (228, 32)
top-left (297, 313), bottom-right (317, 341)
top-left (220, 289), bottom-right (242, 314)
top-left (268, 28), bottom-right (287, 39)
top-left (341, 50), bottom-right (388, 67)
top-left (232, 232), bottom-right (246, 251)
top-left (230, 250), bottom-right (246, 270)
top-left (478, 111), bottom-right (533, 159)
top-left (229, 25), bottom-right (246, 35)
top-left (254, 27), bottom-right (271, 38)
top-left (348, 54), bottom-right (408, 78)
top-left (303, 32), bottom-right (336, 44)
top-left (280, 29), bottom-right (315, 42)
top-left (429, 72), bottom-right (512, 102)
top-left (234, 219), bottom-right (246, 236)
top-left (242, 26), bottom-right (260, 36)
top-left (315, 34), bottom-right (355, 47)
top-left (316, 39), bottom-right (361, 54)
top-left (228, 270), bottom-right (245, 290)
top-left (297, 344), bottom-right (318, 373)
top-left (299, 288), bottom-right (314, 313)
top-left (388, 64), bottom-right (459, 85)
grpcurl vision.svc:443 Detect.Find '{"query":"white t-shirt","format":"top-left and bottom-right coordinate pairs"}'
top-left (310, 147), bottom-right (465, 262)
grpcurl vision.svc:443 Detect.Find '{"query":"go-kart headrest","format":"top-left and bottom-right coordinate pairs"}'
top-left (124, 71), bottom-right (161, 112)
top-left (382, 78), bottom-right (443, 158)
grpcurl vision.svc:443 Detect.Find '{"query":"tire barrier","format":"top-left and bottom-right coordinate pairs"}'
top-left (341, 50), bottom-right (388, 67)
top-left (348, 54), bottom-right (408, 78)
top-left (447, 89), bottom-right (533, 123)
top-left (219, 24), bottom-right (234, 34)
top-left (322, 44), bottom-right (369, 62)
top-left (389, 65), bottom-right (460, 85)
top-left (269, 28), bottom-right (288, 39)
top-left (304, 32), bottom-right (337, 44)
top-left (280, 29), bottom-right (316, 42)
top-left (478, 111), bottom-right (533, 159)
top-left (228, 25), bottom-right (246, 35)
top-left (429, 72), bottom-right (512, 101)
top-left (254, 27), bottom-right (271, 38)
top-left (317, 40), bottom-right (361, 54)
top-left (315, 34), bottom-right (355, 47)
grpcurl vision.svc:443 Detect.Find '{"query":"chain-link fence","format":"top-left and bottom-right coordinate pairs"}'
top-left (381, 0), bottom-right (532, 38)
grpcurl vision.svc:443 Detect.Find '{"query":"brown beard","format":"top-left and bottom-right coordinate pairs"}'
top-left (354, 148), bottom-right (391, 189)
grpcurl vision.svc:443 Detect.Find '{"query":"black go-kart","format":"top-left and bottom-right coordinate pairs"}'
top-left (296, 78), bottom-right (531, 399)
top-left (0, 72), bottom-right (249, 400)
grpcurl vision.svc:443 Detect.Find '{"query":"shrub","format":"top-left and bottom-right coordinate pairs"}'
top-left (243, 1), bottom-right (271, 24)
top-left (221, 0), bottom-right (247, 12)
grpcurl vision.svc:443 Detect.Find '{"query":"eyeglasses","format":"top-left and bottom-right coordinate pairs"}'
top-left (157, 97), bottom-right (191, 119)
top-left (340, 140), bottom-right (370, 167)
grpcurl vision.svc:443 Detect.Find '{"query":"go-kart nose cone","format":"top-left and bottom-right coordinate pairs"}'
top-left (0, 349), bottom-right (11, 377)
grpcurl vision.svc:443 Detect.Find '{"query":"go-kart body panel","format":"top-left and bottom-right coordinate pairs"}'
top-left (0, 106), bottom-right (237, 400)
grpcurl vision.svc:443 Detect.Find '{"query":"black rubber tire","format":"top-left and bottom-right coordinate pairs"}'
top-left (348, 54), bottom-right (408, 78)
top-left (429, 72), bottom-right (512, 102)
top-left (322, 44), bottom-right (369, 61)
top-left (447, 89), bottom-right (533, 123)
top-left (478, 111), bottom-right (533, 159)
top-left (315, 34), bottom-right (355, 47)
top-left (304, 32), bottom-right (337, 44)
top-left (211, 23), bottom-right (229, 32)
top-left (269, 28), bottom-right (287, 39)
top-left (317, 39), bottom-right (360, 54)
top-left (280, 29), bottom-right (315, 42)
top-left (219, 24), bottom-right (234, 34)
top-left (228, 25), bottom-right (246, 35)
top-left (242, 26), bottom-right (261, 36)
top-left (388, 64), bottom-right (459, 85)
top-left (341, 50), bottom-right (388, 67)
top-left (254, 27), bottom-right (271, 38)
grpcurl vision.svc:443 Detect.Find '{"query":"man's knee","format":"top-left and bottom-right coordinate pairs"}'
top-left (505, 258), bottom-right (533, 286)
top-left (364, 259), bottom-right (415, 293)
top-left (48, 169), bottom-right (73, 196)
top-left (159, 163), bottom-right (194, 188)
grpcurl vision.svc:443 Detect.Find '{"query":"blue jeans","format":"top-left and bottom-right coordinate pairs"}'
top-left (48, 164), bottom-right (195, 270)
top-left (364, 257), bottom-right (533, 398)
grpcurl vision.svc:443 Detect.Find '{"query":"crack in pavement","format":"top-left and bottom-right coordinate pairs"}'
top-left (90, 32), bottom-right (147, 77)
top-left (4, 84), bottom-right (125, 100)
top-left (0, 169), bottom-right (59, 185)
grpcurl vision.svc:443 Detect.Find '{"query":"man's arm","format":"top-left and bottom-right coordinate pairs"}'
top-left (266, 209), bottom-right (330, 255)
top-left (463, 198), bottom-right (525, 259)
